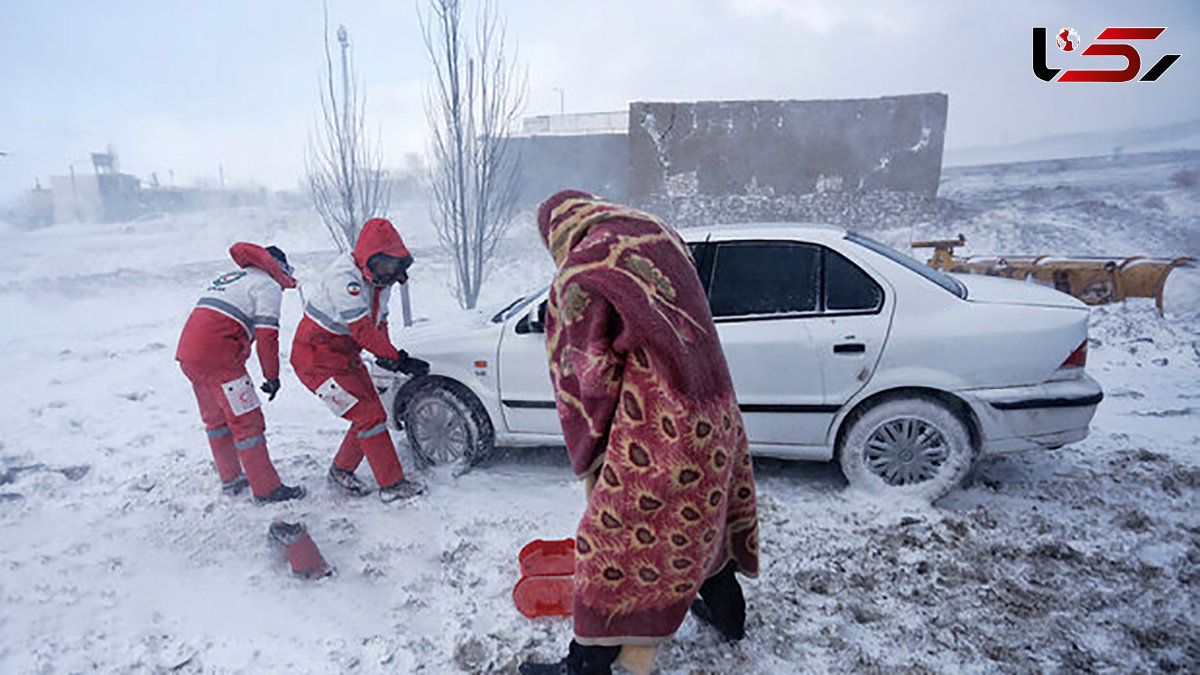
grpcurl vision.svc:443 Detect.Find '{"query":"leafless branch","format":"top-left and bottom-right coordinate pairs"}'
top-left (421, 0), bottom-right (526, 308)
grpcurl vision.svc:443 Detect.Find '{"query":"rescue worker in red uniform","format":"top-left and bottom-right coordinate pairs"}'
top-left (176, 243), bottom-right (305, 503)
top-left (291, 218), bottom-right (430, 502)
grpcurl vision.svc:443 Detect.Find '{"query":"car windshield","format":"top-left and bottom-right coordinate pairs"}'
top-left (490, 284), bottom-right (549, 323)
top-left (846, 233), bottom-right (967, 299)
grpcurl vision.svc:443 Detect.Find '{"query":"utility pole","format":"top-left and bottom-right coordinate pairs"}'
top-left (69, 164), bottom-right (80, 222)
top-left (338, 26), bottom-right (351, 136)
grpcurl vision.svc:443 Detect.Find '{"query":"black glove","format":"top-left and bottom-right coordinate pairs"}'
top-left (399, 354), bottom-right (431, 378)
top-left (376, 351), bottom-right (430, 378)
top-left (375, 356), bottom-right (402, 372)
top-left (260, 378), bottom-right (281, 401)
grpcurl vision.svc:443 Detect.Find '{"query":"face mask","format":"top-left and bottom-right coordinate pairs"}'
top-left (367, 253), bottom-right (412, 286)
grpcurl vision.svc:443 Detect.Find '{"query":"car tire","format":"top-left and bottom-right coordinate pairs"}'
top-left (398, 378), bottom-right (496, 468)
top-left (838, 396), bottom-right (975, 502)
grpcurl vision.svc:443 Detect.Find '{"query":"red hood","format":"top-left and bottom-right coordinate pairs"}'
top-left (229, 242), bottom-right (297, 289)
top-left (352, 218), bottom-right (411, 283)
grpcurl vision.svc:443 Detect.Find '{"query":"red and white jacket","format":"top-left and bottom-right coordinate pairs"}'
top-left (295, 218), bottom-right (412, 360)
top-left (294, 218), bottom-right (410, 363)
top-left (176, 243), bottom-right (297, 379)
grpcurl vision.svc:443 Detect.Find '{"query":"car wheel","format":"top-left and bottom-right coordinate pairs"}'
top-left (838, 396), bottom-right (975, 502)
top-left (398, 378), bottom-right (495, 468)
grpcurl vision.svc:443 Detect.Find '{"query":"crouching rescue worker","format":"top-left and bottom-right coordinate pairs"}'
top-left (520, 191), bottom-right (760, 675)
top-left (291, 218), bottom-right (429, 502)
top-left (176, 243), bottom-right (305, 503)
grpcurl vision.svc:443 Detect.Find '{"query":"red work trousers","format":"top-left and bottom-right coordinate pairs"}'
top-left (180, 362), bottom-right (282, 497)
top-left (291, 337), bottom-right (404, 489)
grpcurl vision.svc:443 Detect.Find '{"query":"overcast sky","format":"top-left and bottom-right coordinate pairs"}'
top-left (1, 0), bottom-right (1197, 200)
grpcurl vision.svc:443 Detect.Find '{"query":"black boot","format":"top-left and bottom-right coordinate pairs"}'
top-left (691, 560), bottom-right (746, 641)
top-left (221, 475), bottom-right (249, 496)
top-left (327, 465), bottom-right (372, 496)
top-left (255, 483), bottom-right (307, 504)
top-left (519, 641), bottom-right (621, 675)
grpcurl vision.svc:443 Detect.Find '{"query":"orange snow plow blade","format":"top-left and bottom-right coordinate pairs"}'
top-left (913, 235), bottom-right (1195, 315)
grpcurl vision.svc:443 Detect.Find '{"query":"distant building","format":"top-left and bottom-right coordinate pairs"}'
top-left (41, 149), bottom-right (275, 224)
top-left (48, 172), bottom-right (141, 223)
top-left (511, 111), bottom-right (631, 208)
top-left (520, 111), bottom-right (627, 136)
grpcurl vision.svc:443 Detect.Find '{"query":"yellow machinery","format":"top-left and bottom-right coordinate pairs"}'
top-left (912, 234), bottom-right (1194, 315)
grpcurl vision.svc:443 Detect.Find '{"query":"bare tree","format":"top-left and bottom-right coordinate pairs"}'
top-left (307, 7), bottom-right (389, 252)
top-left (421, 0), bottom-right (526, 309)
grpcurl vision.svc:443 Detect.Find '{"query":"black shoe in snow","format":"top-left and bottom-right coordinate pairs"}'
top-left (519, 642), bottom-right (619, 675)
top-left (327, 465), bottom-right (372, 496)
top-left (378, 478), bottom-right (426, 503)
top-left (691, 560), bottom-right (746, 641)
top-left (518, 662), bottom-right (571, 675)
top-left (255, 483), bottom-right (307, 504)
top-left (690, 598), bottom-right (732, 638)
top-left (221, 475), bottom-right (249, 496)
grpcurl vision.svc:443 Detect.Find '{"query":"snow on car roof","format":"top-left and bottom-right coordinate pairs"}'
top-left (678, 222), bottom-right (848, 242)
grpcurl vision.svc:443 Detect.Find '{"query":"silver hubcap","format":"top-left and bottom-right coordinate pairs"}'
top-left (864, 417), bottom-right (948, 486)
top-left (411, 397), bottom-right (469, 463)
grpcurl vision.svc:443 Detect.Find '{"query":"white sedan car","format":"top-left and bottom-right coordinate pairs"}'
top-left (376, 224), bottom-right (1103, 499)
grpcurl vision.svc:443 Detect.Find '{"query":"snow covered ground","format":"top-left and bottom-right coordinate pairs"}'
top-left (0, 152), bottom-right (1197, 673)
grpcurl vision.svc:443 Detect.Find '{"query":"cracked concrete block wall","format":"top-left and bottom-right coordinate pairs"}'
top-left (510, 133), bottom-right (629, 209)
top-left (628, 93), bottom-right (948, 227)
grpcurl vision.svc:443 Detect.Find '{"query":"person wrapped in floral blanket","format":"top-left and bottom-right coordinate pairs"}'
top-left (521, 191), bottom-right (760, 675)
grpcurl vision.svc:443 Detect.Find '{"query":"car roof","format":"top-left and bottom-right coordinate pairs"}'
top-left (678, 222), bottom-right (849, 244)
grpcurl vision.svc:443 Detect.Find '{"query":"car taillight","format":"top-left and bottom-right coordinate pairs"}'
top-left (1061, 340), bottom-right (1087, 369)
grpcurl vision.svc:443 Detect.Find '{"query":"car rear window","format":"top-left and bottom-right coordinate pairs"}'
top-left (825, 249), bottom-right (883, 311)
top-left (846, 233), bottom-right (966, 299)
top-left (709, 242), bottom-right (820, 317)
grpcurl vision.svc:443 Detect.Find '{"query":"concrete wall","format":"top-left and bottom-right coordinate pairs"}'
top-left (628, 93), bottom-right (948, 228)
top-left (510, 133), bottom-right (629, 209)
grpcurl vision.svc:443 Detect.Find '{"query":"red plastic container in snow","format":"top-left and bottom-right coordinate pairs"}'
top-left (269, 520), bottom-right (332, 579)
top-left (519, 537), bottom-right (576, 577)
top-left (514, 538), bottom-right (575, 618)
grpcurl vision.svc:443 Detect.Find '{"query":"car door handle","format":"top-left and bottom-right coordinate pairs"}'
top-left (833, 343), bottom-right (866, 354)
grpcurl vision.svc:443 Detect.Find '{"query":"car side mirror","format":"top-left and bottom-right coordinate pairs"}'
top-left (516, 301), bottom-right (547, 334)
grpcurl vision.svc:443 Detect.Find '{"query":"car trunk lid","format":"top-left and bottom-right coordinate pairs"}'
top-left (955, 274), bottom-right (1086, 309)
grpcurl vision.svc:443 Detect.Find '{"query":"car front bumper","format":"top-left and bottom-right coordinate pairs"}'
top-left (962, 373), bottom-right (1104, 455)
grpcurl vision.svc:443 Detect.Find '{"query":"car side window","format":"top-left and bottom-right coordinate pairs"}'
top-left (709, 242), bottom-right (820, 317)
top-left (688, 242), bottom-right (715, 293)
top-left (824, 249), bottom-right (883, 312)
